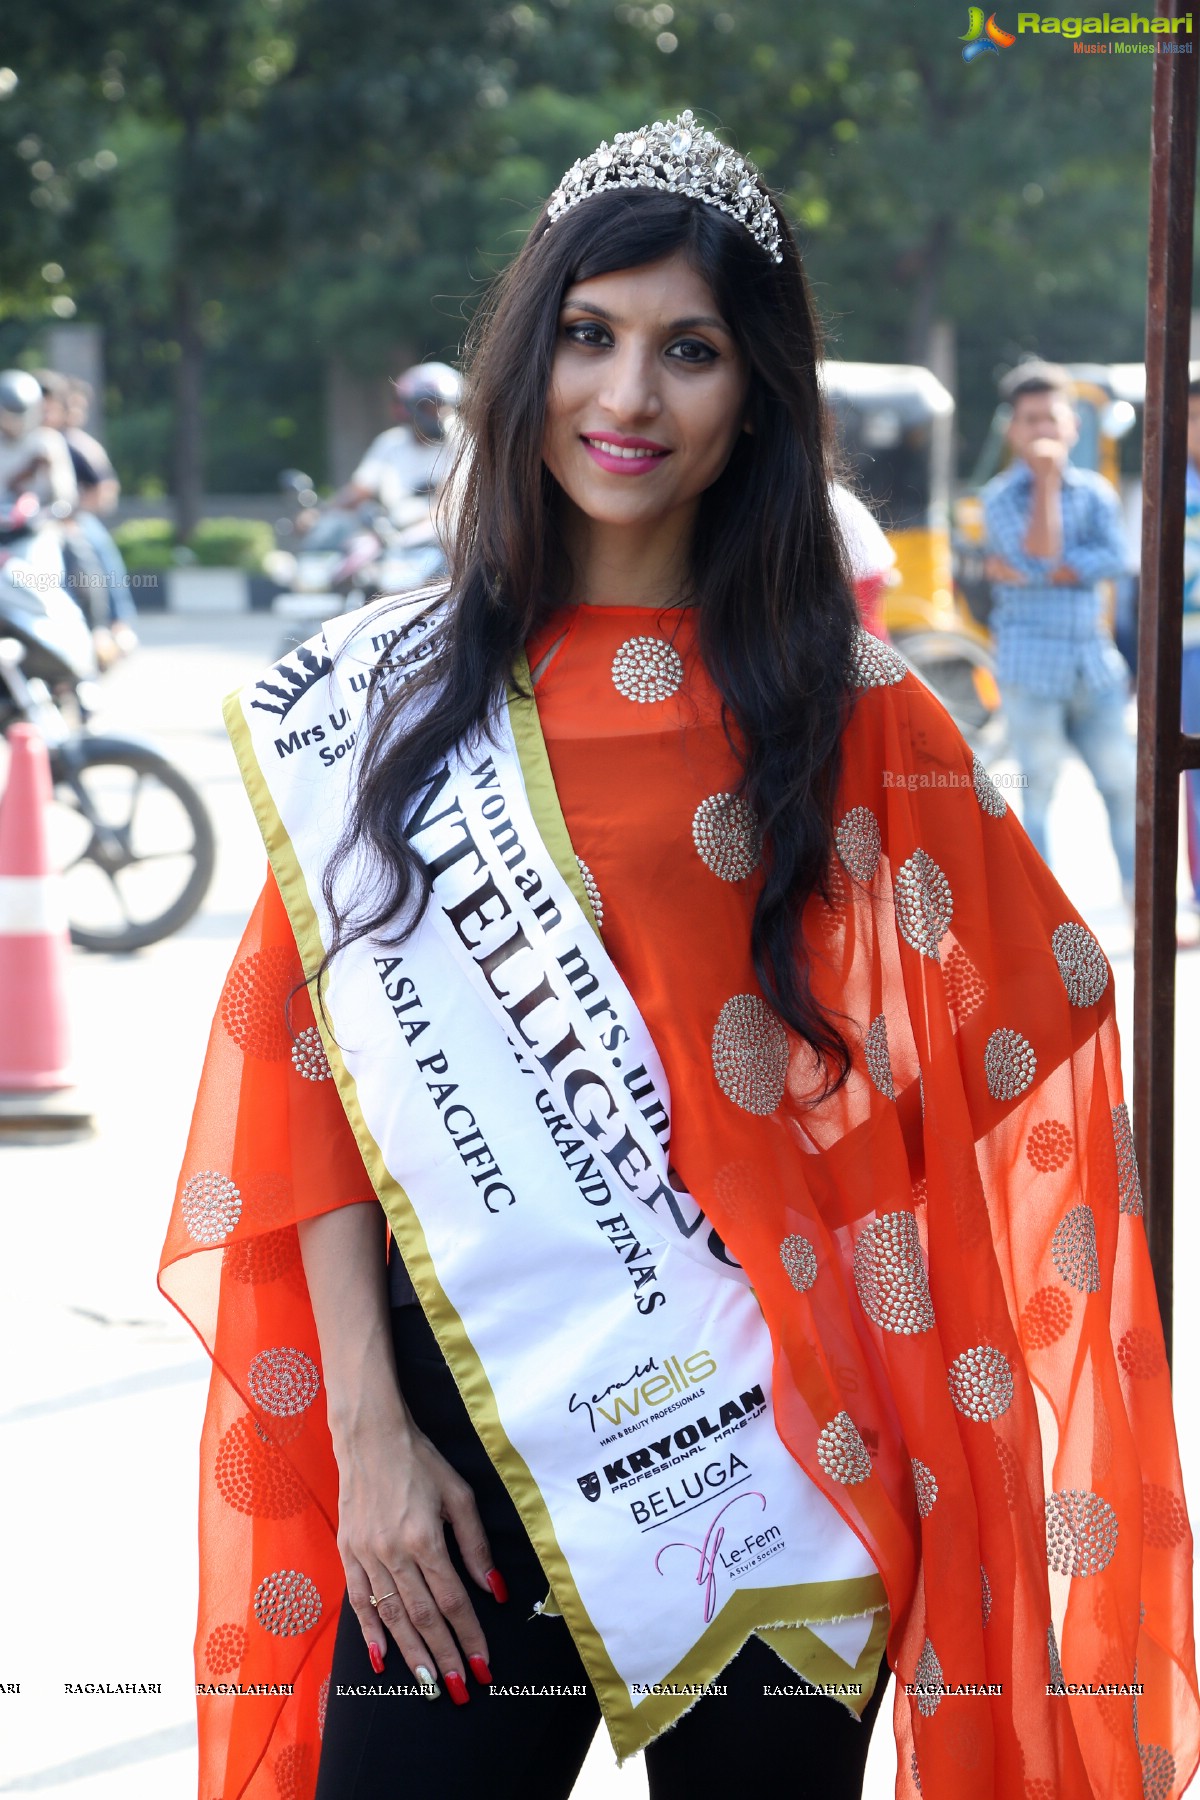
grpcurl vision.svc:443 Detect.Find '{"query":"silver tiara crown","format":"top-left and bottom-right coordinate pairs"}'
top-left (546, 110), bottom-right (783, 264)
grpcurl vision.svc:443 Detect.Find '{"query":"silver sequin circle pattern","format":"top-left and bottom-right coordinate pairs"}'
top-left (291, 1025), bottom-right (332, 1083)
top-left (248, 1347), bottom-right (321, 1418)
top-left (1051, 1205), bottom-right (1101, 1294)
top-left (893, 849), bottom-right (953, 961)
top-left (850, 629), bottom-right (908, 690)
top-left (610, 635), bottom-right (683, 704)
top-left (711, 994), bottom-right (789, 1116)
top-left (972, 754), bottom-right (1007, 819)
top-left (1112, 1102), bottom-right (1144, 1216)
top-left (576, 858), bottom-right (604, 930)
top-left (910, 1749), bottom-right (922, 1794)
top-left (252, 1569), bottom-right (323, 1637)
top-left (835, 805), bottom-right (881, 881)
top-left (984, 1027), bottom-right (1038, 1102)
top-left (981, 1564), bottom-right (993, 1627)
top-left (181, 1171), bottom-right (243, 1244)
top-left (853, 1213), bottom-right (936, 1335)
top-left (691, 793), bottom-right (761, 882)
top-left (779, 1234), bottom-right (817, 1293)
top-left (815, 1411), bottom-right (873, 1485)
top-left (1045, 1489), bottom-right (1120, 1578)
top-left (911, 1458), bottom-right (939, 1519)
top-left (864, 1014), bottom-right (895, 1100)
top-left (1047, 1623), bottom-right (1065, 1691)
top-left (1051, 922), bottom-right (1109, 1008)
top-left (913, 1638), bottom-right (943, 1717)
top-left (1140, 1744), bottom-right (1177, 1800)
top-left (948, 1345), bottom-right (1014, 1422)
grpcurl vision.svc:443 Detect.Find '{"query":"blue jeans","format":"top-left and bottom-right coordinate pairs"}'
top-left (1002, 675), bottom-right (1137, 890)
top-left (77, 509), bottom-right (136, 624)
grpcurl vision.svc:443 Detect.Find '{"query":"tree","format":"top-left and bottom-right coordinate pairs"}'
top-left (1, 0), bottom-right (1189, 504)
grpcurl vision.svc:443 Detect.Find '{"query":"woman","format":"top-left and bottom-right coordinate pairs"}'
top-left (161, 112), bottom-right (1198, 1800)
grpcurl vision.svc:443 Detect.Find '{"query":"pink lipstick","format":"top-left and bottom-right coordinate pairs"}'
top-left (580, 433), bottom-right (670, 476)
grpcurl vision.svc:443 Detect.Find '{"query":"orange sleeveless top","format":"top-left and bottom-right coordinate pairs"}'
top-left (161, 602), bottom-right (1198, 1800)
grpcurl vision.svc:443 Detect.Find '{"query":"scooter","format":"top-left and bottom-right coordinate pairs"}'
top-left (0, 494), bottom-right (215, 952)
top-left (266, 474), bottom-right (449, 651)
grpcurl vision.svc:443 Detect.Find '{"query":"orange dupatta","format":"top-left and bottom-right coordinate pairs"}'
top-left (161, 604), bottom-right (1199, 1799)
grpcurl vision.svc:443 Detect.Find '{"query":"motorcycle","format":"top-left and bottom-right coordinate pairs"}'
top-left (265, 473), bottom-right (449, 651)
top-left (0, 494), bottom-right (215, 953)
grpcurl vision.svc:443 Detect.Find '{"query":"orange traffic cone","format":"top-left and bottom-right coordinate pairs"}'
top-left (0, 724), bottom-right (93, 1133)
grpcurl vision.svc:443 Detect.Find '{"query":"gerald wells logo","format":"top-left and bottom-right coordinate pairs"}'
top-left (961, 7), bottom-right (1016, 58)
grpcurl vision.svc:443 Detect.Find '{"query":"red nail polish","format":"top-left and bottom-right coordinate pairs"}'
top-left (485, 1568), bottom-right (509, 1604)
top-left (369, 1643), bottom-right (385, 1675)
top-left (468, 1655), bottom-right (492, 1685)
top-left (445, 1670), bottom-right (470, 1706)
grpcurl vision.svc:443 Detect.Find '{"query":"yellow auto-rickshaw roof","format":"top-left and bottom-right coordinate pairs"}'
top-left (820, 361), bottom-right (955, 421)
top-left (1063, 362), bottom-right (1146, 406)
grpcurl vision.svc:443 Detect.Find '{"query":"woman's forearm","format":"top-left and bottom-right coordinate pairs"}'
top-left (297, 1203), bottom-right (416, 1451)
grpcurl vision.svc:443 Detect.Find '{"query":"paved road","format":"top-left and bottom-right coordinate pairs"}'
top-left (1, 612), bottom-right (1196, 1798)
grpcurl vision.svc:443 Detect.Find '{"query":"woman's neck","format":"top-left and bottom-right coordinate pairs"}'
top-left (559, 504), bottom-right (695, 609)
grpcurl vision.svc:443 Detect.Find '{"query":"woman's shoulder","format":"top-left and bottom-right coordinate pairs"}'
top-left (842, 631), bottom-right (975, 781)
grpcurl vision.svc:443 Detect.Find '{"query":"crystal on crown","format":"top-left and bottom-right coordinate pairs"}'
top-left (545, 110), bottom-right (784, 264)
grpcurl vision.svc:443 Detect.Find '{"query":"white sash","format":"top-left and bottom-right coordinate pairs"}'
top-left (227, 596), bottom-right (883, 1756)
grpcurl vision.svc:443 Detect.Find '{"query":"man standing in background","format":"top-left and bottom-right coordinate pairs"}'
top-left (982, 362), bottom-right (1136, 906)
top-left (36, 371), bottom-right (137, 653)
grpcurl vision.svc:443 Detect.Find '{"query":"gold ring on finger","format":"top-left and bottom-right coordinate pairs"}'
top-left (369, 1591), bottom-right (398, 1607)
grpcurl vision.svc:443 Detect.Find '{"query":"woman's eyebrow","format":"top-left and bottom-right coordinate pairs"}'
top-left (560, 298), bottom-right (732, 335)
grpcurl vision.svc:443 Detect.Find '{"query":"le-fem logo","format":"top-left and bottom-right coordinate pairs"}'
top-left (963, 7), bottom-right (1195, 58)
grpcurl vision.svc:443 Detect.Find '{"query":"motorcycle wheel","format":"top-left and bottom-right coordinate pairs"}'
top-left (47, 736), bottom-right (216, 953)
top-left (892, 629), bottom-right (1008, 762)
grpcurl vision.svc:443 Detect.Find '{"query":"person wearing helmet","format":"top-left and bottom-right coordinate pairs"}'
top-left (333, 362), bottom-right (461, 523)
top-left (0, 368), bottom-right (78, 511)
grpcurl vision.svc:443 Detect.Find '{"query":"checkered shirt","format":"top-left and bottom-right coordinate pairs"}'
top-left (981, 461), bottom-right (1131, 698)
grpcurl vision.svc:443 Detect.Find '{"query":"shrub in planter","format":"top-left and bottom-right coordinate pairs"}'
top-left (188, 518), bottom-right (275, 572)
top-left (112, 519), bottom-right (176, 572)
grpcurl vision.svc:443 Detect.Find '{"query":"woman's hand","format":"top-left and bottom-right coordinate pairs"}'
top-left (296, 1203), bottom-right (509, 1705)
top-left (334, 1408), bottom-right (501, 1703)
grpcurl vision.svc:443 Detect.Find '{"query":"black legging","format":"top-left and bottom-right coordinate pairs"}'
top-left (315, 1307), bottom-right (890, 1800)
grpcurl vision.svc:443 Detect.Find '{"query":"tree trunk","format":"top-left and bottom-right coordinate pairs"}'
top-left (906, 217), bottom-right (951, 369)
top-left (172, 268), bottom-right (204, 542)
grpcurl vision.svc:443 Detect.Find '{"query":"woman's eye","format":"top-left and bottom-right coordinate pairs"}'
top-left (667, 338), bottom-right (718, 364)
top-left (564, 321), bottom-right (611, 347)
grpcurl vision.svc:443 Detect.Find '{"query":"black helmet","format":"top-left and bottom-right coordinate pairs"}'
top-left (0, 369), bottom-right (44, 438)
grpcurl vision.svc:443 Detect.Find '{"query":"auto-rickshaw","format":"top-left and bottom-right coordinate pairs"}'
top-left (823, 361), bottom-right (1004, 755)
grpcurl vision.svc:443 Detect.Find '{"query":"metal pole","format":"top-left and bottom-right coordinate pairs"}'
top-left (1133, 3), bottom-right (1199, 1367)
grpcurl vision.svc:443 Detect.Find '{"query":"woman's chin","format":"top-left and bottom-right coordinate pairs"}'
top-left (560, 485), bottom-right (685, 532)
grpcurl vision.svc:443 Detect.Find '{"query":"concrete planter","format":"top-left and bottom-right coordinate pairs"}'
top-left (166, 566), bottom-right (250, 613)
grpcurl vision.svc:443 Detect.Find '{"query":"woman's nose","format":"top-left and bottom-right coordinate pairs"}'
top-left (599, 345), bottom-right (662, 423)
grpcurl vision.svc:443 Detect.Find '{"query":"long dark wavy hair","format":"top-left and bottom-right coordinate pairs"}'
top-left (323, 179), bottom-right (861, 1093)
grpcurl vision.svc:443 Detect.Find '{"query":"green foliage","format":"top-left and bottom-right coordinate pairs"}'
top-left (187, 517), bottom-right (275, 570)
top-left (111, 518), bottom-right (175, 570)
top-left (114, 514), bottom-right (274, 569)
top-left (1, 0), bottom-right (1193, 497)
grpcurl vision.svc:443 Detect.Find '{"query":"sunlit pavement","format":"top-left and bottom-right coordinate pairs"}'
top-left (0, 616), bottom-right (1195, 1797)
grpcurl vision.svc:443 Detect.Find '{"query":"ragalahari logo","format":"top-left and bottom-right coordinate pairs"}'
top-left (962, 7), bottom-right (1018, 57)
